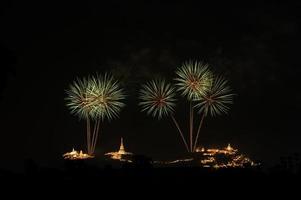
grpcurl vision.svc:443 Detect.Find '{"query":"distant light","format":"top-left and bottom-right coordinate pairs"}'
top-left (105, 138), bottom-right (133, 161)
top-left (226, 143), bottom-right (233, 151)
top-left (63, 149), bottom-right (94, 160)
top-left (193, 143), bottom-right (258, 168)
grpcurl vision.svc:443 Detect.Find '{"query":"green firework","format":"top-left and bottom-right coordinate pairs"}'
top-left (65, 74), bottom-right (125, 121)
top-left (139, 79), bottom-right (176, 119)
top-left (175, 61), bottom-right (212, 101)
top-left (194, 75), bottom-right (234, 117)
top-left (65, 76), bottom-right (94, 120)
top-left (89, 74), bottom-right (126, 121)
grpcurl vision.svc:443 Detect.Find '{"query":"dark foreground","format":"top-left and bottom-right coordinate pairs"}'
top-left (1, 158), bottom-right (300, 185)
top-left (0, 162), bottom-right (300, 196)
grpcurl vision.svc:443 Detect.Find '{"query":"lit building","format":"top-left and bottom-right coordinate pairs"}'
top-left (194, 144), bottom-right (258, 168)
top-left (105, 137), bottom-right (133, 161)
top-left (155, 144), bottom-right (259, 168)
top-left (196, 143), bottom-right (237, 155)
top-left (63, 148), bottom-right (94, 160)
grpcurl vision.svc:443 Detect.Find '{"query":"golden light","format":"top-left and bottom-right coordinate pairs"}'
top-left (226, 143), bottom-right (233, 151)
top-left (105, 138), bottom-right (133, 161)
top-left (195, 144), bottom-right (258, 169)
top-left (63, 148), bottom-right (94, 160)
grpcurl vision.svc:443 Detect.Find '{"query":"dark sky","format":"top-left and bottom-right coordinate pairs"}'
top-left (1, 1), bottom-right (300, 171)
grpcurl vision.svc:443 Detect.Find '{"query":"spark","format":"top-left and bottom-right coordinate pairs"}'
top-left (139, 79), bottom-right (176, 119)
top-left (194, 75), bottom-right (234, 117)
top-left (175, 60), bottom-right (213, 101)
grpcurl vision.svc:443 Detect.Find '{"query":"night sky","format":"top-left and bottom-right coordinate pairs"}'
top-left (1, 2), bottom-right (300, 171)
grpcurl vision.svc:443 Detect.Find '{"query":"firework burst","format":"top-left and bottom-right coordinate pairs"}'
top-left (175, 61), bottom-right (213, 101)
top-left (65, 77), bottom-right (95, 120)
top-left (66, 74), bottom-right (125, 121)
top-left (139, 79), bottom-right (176, 119)
top-left (194, 75), bottom-right (234, 117)
top-left (88, 74), bottom-right (126, 121)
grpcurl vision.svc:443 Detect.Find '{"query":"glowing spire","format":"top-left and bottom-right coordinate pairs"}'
top-left (118, 137), bottom-right (125, 154)
top-left (105, 137), bottom-right (133, 160)
top-left (226, 143), bottom-right (233, 151)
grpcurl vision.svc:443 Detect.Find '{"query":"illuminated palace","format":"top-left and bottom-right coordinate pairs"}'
top-left (155, 144), bottom-right (259, 168)
top-left (105, 138), bottom-right (133, 162)
top-left (63, 148), bottom-right (94, 160)
top-left (194, 144), bottom-right (258, 168)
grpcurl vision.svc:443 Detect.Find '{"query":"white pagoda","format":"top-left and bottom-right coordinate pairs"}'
top-left (105, 138), bottom-right (133, 161)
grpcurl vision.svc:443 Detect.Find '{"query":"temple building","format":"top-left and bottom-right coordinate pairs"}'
top-left (194, 144), bottom-right (258, 168)
top-left (63, 148), bottom-right (93, 160)
top-left (155, 144), bottom-right (259, 168)
top-left (105, 137), bottom-right (133, 161)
